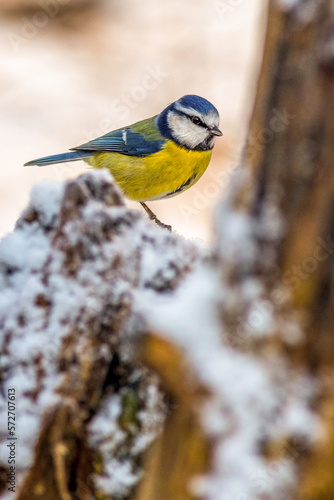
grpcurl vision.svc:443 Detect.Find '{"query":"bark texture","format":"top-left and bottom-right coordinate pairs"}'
top-left (0, 171), bottom-right (200, 499)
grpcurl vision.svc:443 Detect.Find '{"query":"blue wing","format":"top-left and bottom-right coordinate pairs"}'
top-left (72, 128), bottom-right (165, 158)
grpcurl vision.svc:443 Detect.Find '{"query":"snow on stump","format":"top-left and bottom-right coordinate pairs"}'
top-left (0, 170), bottom-right (200, 499)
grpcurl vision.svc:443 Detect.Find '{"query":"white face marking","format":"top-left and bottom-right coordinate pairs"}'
top-left (174, 102), bottom-right (219, 128)
top-left (167, 106), bottom-right (220, 150)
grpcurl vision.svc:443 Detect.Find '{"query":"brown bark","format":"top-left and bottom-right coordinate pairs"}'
top-left (136, 336), bottom-right (210, 500)
top-left (234, 0), bottom-right (334, 498)
top-left (0, 172), bottom-right (200, 499)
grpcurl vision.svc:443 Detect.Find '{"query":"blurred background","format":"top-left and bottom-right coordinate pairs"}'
top-left (0, 0), bottom-right (265, 241)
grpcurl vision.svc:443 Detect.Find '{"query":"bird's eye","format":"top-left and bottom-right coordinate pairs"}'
top-left (191, 116), bottom-right (201, 125)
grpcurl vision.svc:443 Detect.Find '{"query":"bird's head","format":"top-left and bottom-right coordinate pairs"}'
top-left (157, 94), bottom-right (222, 151)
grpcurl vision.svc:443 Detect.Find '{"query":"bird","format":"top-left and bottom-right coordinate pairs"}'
top-left (25, 94), bottom-right (222, 230)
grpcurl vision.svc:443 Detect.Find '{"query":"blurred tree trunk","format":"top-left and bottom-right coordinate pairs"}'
top-left (243, 1), bottom-right (334, 497)
top-left (246, 1), bottom-right (334, 496)
top-left (248, 1), bottom-right (334, 498)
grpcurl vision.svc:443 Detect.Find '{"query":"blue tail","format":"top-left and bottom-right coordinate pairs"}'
top-left (24, 150), bottom-right (91, 167)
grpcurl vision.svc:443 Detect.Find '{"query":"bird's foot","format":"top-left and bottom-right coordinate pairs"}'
top-left (140, 202), bottom-right (172, 232)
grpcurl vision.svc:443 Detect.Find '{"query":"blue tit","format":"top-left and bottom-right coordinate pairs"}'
top-left (25, 94), bottom-right (222, 227)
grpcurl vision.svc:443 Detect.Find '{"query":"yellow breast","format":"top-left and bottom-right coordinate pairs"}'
top-left (88, 140), bottom-right (212, 202)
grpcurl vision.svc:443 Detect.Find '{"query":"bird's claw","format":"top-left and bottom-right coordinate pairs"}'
top-left (140, 202), bottom-right (172, 232)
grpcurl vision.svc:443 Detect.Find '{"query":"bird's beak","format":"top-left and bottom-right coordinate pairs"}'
top-left (210, 125), bottom-right (223, 136)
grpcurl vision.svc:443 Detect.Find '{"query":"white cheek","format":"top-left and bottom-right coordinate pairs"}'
top-left (167, 113), bottom-right (208, 148)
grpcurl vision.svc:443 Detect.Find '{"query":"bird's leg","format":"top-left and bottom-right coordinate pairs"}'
top-left (140, 202), bottom-right (172, 232)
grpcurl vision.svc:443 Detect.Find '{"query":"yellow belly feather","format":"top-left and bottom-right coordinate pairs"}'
top-left (88, 140), bottom-right (212, 202)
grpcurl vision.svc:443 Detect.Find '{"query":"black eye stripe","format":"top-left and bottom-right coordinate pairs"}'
top-left (172, 109), bottom-right (208, 128)
top-left (190, 116), bottom-right (207, 128)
